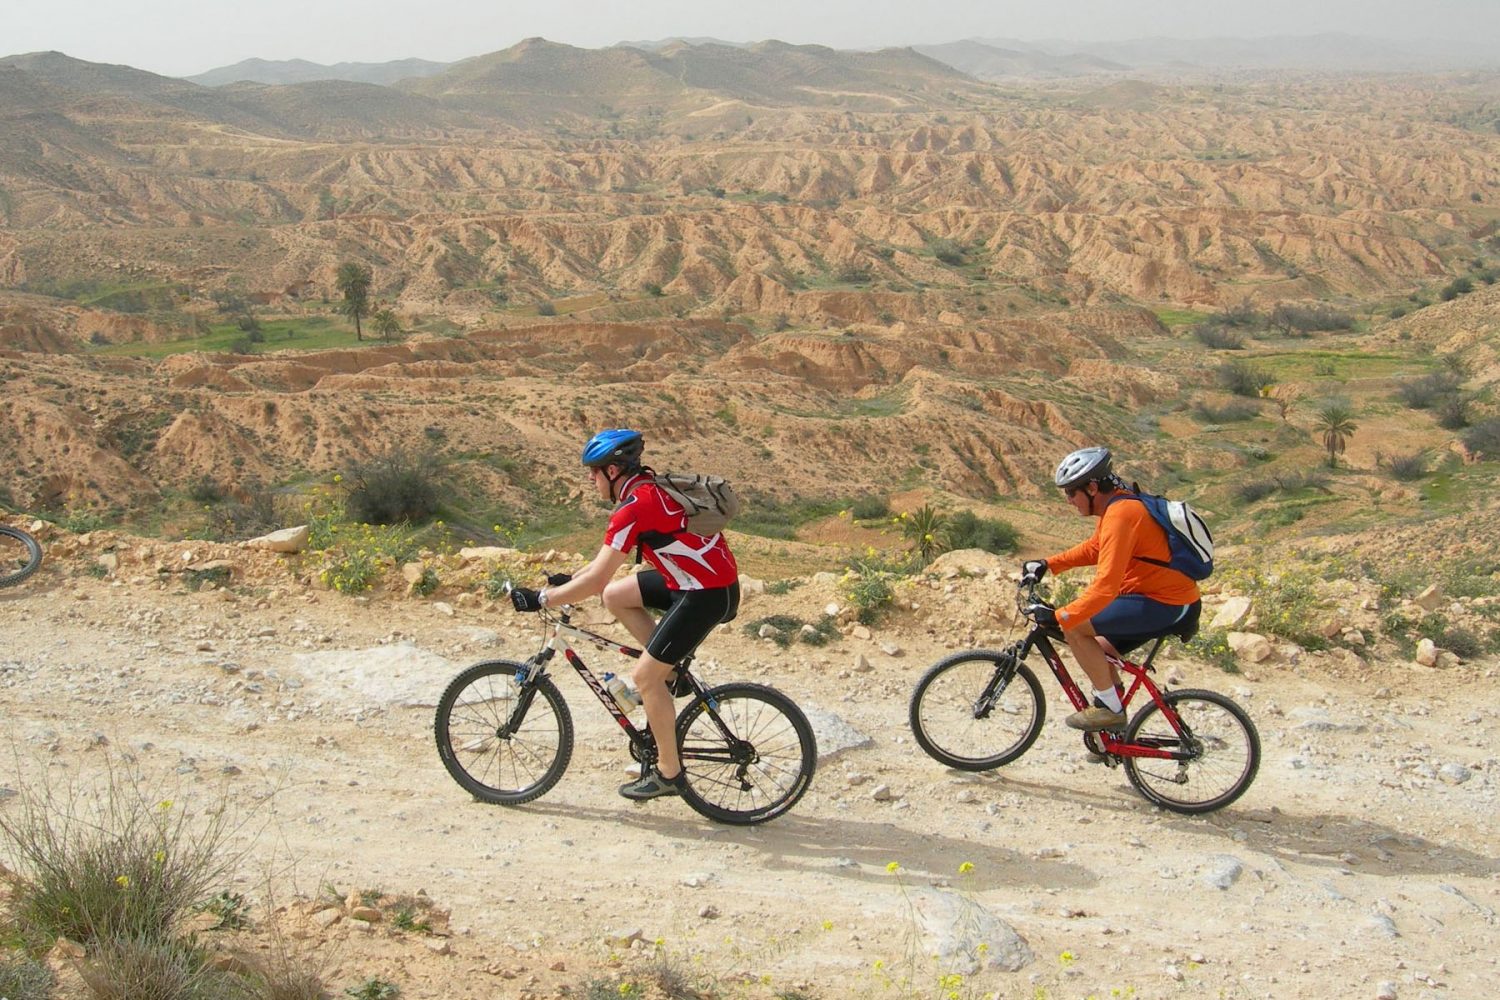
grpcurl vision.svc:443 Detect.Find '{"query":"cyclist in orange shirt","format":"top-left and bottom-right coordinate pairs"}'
top-left (1021, 447), bottom-right (1202, 731)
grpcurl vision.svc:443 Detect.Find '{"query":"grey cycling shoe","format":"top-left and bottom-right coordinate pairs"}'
top-left (618, 767), bottom-right (685, 800)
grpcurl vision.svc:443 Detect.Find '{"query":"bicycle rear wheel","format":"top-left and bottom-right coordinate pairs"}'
top-left (0, 525), bottom-right (43, 588)
top-left (434, 660), bottom-right (574, 805)
top-left (909, 650), bottom-right (1045, 770)
top-left (1122, 689), bottom-right (1260, 815)
top-left (675, 682), bottom-right (816, 825)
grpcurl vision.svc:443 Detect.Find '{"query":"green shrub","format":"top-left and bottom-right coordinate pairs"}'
top-left (1437, 395), bottom-right (1472, 430)
top-left (1235, 479), bottom-right (1278, 504)
top-left (1192, 398), bottom-right (1261, 423)
top-left (346, 977), bottom-right (400, 1000)
top-left (1440, 276), bottom-right (1474, 301)
top-left (943, 509), bottom-right (1019, 554)
top-left (1269, 302), bottom-right (1353, 335)
top-left (841, 556), bottom-right (902, 624)
top-left (743, 614), bottom-right (838, 647)
top-left (850, 494), bottom-right (890, 520)
top-left (0, 953), bottom-right (52, 1000)
top-left (536, 301), bottom-right (557, 316)
top-left (344, 449), bottom-right (441, 525)
top-left (0, 761), bottom-right (244, 951)
top-left (1192, 324), bottom-right (1245, 350)
top-left (79, 933), bottom-right (240, 1000)
top-left (1216, 360), bottom-right (1275, 397)
top-left (1384, 452), bottom-right (1427, 481)
top-left (899, 505), bottom-right (948, 564)
top-left (1462, 418), bottom-right (1500, 459)
top-left (1395, 372), bottom-right (1461, 410)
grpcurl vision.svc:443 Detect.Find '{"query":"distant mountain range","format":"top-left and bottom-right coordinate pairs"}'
top-left (188, 56), bottom-right (449, 87)
top-left (169, 32), bottom-right (1498, 88)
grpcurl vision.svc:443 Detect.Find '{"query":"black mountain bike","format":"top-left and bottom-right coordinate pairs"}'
top-left (0, 524), bottom-right (43, 588)
top-left (434, 591), bottom-right (817, 825)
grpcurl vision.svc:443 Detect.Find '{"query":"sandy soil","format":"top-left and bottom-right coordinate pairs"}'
top-left (2, 551), bottom-right (1497, 1000)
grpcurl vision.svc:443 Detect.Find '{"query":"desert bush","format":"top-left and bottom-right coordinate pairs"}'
top-left (943, 509), bottom-right (1019, 555)
top-left (1235, 479), bottom-right (1279, 504)
top-left (1216, 360), bottom-right (1275, 397)
top-left (1395, 372), bottom-right (1461, 409)
top-left (1192, 323), bottom-right (1245, 349)
top-left (743, 614), bottom-right (838, 648)
top-left (1216, 301), bottom-right (1262, 328)
top-left (343, 449), bottom-right (441, 525)
top-left (535, 301), bottom-right (556, 316)
top-left (835, 263), bottom-right (871, 284)
top-left (187, 475), bottom-right (226, 504)
top-left (1440, 276), bottom-right (1474, 301)
top-left (1384, 451), bottom-right (1428, 481)
top-left (929, 238), bottom-right (966, 265)
top-left (0, 760), bottom-right (245, 952)
top-left (1269, 302), bottom-right (1354, 335)
top-left (850, 494), bottom-right (890, 520)
top-left (1192, 398), bottom-right (1261, 423)
top-left (79, 933), bottom-right (241, 1000)
top-left (841, 554), bottom-right (905, 624)
top-left (1462, 418), bottom-right (1500, 459)
top-left (1437, 395), bottom-right (1472, 430)
top-left (0, 953), bottom-right (52, 1000)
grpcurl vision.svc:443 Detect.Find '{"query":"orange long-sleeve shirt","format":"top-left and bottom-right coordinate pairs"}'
top-left (1046, 495), bottom-right (1200, 629)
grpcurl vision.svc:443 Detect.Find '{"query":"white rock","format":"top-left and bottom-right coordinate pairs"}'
top-left (245, 525), bottom-right (310, 554)
top-left (1210, 596), bottom-right (1252, 629)
top-left (1227, 632), bottom-right (1272, 663)
top-left (1414, 639), bottom-right (1439, 667)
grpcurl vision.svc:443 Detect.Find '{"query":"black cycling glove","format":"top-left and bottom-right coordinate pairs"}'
top-left (510, 587), bottom-right (544, 613)
top-left (1026, 603), bottom-right (1058, 628)
top-left (546, 572), bottom-right (573, 587)
top-left (1021, 560), bottom-right (1048, 584)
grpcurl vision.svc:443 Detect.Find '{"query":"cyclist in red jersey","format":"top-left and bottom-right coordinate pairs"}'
top-left (510, 429), bottom-right (741, 801)
top-left (1021, 446), bottom-right (1202, 732)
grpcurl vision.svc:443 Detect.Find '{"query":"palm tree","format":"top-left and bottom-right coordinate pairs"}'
top-left (372, 308), bottom-right (401, 342)
top-left (1315, 402), bottom-right (1357, 468)
top-left (334, 263), bottom-right (372, 341)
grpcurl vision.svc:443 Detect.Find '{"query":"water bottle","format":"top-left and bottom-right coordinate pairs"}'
top-left (602, 672), bottom-right (640, 710)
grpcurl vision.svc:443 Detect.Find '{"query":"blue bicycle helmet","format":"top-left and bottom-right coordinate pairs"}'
top-left (581, 428), bottom-right (644, 469)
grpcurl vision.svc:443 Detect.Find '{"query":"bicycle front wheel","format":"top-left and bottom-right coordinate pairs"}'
top-left (676, 683), bottom-right (816, 825)
top-left (0, 525), bottom-right (43, 588)
top-left (909, 650), bottom-right (1045, 770)
top-left (434, 660), bottom-right (574, 805)
top-left (1123, 689), bottom-right (1260, 815)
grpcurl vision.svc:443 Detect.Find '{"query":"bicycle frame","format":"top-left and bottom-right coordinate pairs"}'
top-left (1016, 626), bottom-right (1198, 762)
top-left (512, 605), bottom-right (721, 768)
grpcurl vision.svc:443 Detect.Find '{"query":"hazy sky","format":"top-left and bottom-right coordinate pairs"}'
top-left (6, 0), bottom-right (1498, 77)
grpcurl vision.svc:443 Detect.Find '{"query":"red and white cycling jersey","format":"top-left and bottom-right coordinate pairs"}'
top-left (605, 474), bottom-right (739, 591)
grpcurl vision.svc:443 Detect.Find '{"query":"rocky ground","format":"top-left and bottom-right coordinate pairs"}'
top-left (2, 530), bottom-right (1498, 1000)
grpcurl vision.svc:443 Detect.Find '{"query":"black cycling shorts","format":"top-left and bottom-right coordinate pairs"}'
top-left (637, 570), bottom-right (741, 664)
top-left (1090, 595), bottom-right (1202, 656)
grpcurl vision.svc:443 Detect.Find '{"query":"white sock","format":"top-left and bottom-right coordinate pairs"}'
top-left (1093, 686), bottom-right (1123, 713)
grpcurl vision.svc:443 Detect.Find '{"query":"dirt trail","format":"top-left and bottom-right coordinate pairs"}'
top-left (2, 562), bottom-right (1497, 999)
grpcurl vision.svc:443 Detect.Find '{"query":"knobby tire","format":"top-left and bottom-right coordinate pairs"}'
top-left (0, 525), bottom-right (43, 588)
top-left (909, 650), bottom-right (1045, 770)
top-left (675, 682), bottom-right (816, 825)
top-left (434, 660), bottom-right (574, 805)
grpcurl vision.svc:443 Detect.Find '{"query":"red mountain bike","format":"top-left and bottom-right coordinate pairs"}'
top-left (909, 578), bottom-right (1259, 814)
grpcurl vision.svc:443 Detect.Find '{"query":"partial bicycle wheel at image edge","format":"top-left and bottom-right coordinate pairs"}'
top-left (0, 525), bottom-right (43, 588)
top-left (1122, 689), bottom-right (1261, 814)
top-left (434, 659), bottom-right (575, 805)
top-left (675, 682), bottom-right (816, 825)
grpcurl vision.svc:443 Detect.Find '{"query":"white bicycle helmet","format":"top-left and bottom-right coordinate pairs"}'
top-left (1054, 446), bottom-right (1113, 490)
